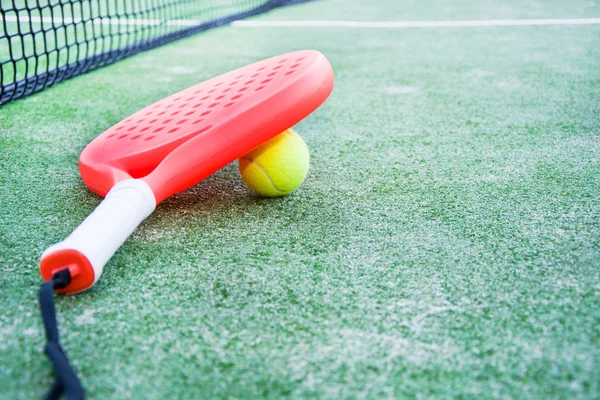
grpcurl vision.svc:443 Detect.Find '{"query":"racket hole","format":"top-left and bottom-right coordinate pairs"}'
top-left (267, 72), bottom-right (277, 77)
top-left (194, 89), bottom-right (203, 94)
top-left (184, 111), bottom-right (195, 116)
top-left (229, 81), bottom-right (238, 86)
top-left (215, 95), bottom-right (225, 100)
top-left (131, 134), bottom-right (142, 140)
top-left (255, 85), bottom-right (266, 91)
top-left (290, 63), bottom-right (301, 69)
top-left (208, 89), bottom-right (217, 94)
top-left (237, 87), bottom-right (248, 92)
top-left (168, 128), bottom-right (179, 134)
top-left (251, 73), bottom-right (260, 78)
top-left (278, 58), bottom-right (288, 64)
top-left (165, 104), bottom-right (173, 108)
top-left (261, 78), bottom-right (272, 84)
top-left (285, 70), bottom-right (296, 75)
top-left (179, 103), bottom-right (187, 109)
top-left (149, 119), bottom-right (158, 124)
top-left (193, 103), bottom-right (203, 109)
top-left (154, 127), bottom-right (165, 133)
top-left (162, 119), bottom-right (173, 124)
top-left (186, 97), bottom-right (195, 101)
top-left (295, 57), bottom-right (305, 62)
top-left (231, 94), bottom-right (243, 100)
top-left (273, 65), bottom-right (282, 70)
top-left (257, 66), bottom-right (266, 71)
top-left (224, 102), bottom-right (235, 108)
top-left (236, 74), bottom-right (244, 79)
top-left (201, 96), bottom-right (210, 100)
top-left (215, 82), bottom-right (223, 87)
top-left (141, 127), bottom-right (150, 132)
top-left (106, 133), bottom-right (117, 138)
top-left (197, 125), bottom-right (213, 134)
top-left (115, 126), bottom-right (124, 131)
top-left (118, 134), bottom-right (129, 139)
top-left (222, 88), bottom-right (232, 93)
top-left (171, 110), bottom-right (181, 115)
top-left (136, 119), bottom-right (145, 123)
top-left (144, 135), bottom-right (156, 141)
top-left (157, 111), bottom-right (166, 116)
top-left (173, 97), bottom-right (182, 101)
top-left (244, 79), bottom-right (255, 85)
top-left (200, 110), bottom-right (212, 116)
top-left (208, 102), bottom-right (219, 108)
top-left (192, 118), bottom-right (204, 125)
top-left (127, 126), bottom-right (137, 131)
top-left (176, 119), bottom-right (189, 125)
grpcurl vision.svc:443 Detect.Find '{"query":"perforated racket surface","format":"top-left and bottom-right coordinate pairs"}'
top-left (41, 50), bottom-right (334, 293)
top-left (82, 50), bottom-right (333, 202)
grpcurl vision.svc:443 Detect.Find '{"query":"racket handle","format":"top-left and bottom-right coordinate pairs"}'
top-left (40, 179), bottom-right (156, 294)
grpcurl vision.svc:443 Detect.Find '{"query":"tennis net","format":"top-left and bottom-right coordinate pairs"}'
top-left (0, 0), bottom-right (305, 105)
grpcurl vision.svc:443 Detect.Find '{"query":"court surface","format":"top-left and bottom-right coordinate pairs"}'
top-left (1, 0), bottom-right (599, 398)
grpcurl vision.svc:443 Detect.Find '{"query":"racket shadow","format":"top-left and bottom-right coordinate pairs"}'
top-left (152, 163), bottom-right (272, 219)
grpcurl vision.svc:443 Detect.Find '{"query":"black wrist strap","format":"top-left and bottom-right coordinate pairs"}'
top-left (39, 269), bottom-right (85, 400)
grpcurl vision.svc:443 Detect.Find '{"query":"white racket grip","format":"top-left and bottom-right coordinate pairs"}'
top-left (41, 179), bottom-right (156, 291)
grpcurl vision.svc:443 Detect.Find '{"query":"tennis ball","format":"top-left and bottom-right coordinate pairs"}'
top-left (238, 129), bottom-right (309, 197)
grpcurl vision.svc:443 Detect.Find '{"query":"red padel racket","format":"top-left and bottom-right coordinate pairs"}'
top-left (40, 50), bottom-right (334, 294)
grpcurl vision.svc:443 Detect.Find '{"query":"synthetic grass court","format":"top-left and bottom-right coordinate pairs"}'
top-left (1, 0), bottom-right (599, 398)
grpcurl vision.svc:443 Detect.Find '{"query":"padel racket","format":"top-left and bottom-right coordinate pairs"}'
top-left (40, 50), bottom-right (334, 294)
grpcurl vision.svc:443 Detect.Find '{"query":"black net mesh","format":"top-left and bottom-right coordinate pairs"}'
top-left (0, 0), bottom-right (303, 105)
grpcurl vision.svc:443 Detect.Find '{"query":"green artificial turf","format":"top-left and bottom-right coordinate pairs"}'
top-left (1, 0), bottom-right (599, 398)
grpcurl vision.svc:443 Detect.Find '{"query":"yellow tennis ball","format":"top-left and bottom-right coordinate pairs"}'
top-left (238, 129), bottom-right (309, 197)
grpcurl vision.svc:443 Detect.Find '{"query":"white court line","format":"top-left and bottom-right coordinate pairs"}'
top-left (4, 15), bottom-right (600, 29)
top-left (231, 18), bottom-right (600, 28)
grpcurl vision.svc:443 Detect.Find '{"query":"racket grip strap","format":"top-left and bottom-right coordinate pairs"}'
top-left (40, 179), bottom-right (156, 294)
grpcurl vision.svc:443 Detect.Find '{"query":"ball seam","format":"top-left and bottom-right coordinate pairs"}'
top-left (239, 157), bottom-right (287, 194)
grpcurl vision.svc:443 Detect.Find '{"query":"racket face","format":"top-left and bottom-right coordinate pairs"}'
top-left (80, 50), bottom-right (334, 201)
